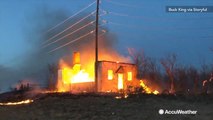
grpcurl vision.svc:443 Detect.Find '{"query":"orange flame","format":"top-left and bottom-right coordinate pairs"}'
top-left (54, 50), bottom-right (160, 94)
top-left (57, 58), bottom-right (94, 92)
top-left (0, 99), bottom-right (34, 106)
top-left (140, 80), bottom-right (159, 95)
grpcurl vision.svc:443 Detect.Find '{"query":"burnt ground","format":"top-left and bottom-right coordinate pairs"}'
top-left (0, 93), bottom-right (212, 120)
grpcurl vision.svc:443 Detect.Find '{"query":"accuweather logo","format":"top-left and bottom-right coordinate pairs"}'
top-left (158, 109), bottom-right (197, 115)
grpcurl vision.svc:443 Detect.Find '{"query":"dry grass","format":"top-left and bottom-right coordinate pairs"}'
top-left (0, 93), bottom-right (212, 120)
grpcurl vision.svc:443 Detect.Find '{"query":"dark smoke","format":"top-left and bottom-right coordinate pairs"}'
top-left (0, 4), bottom-right (119, 92)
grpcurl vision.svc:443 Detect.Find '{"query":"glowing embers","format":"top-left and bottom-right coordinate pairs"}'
top-left (0, 99), bottom-right (34, 106)
top-left (127, 72), bottom-right (132, 81)
top-left (140, 80), bottom-right (159, 95)
top-left (153, 90), bottom-right (159, 95)
top-left (118, 73), bottom-right (124, 90)
top-left (108, 70), bottom-right (113, 80)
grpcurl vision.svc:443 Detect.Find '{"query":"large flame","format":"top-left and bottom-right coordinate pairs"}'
top-left (140, 80), bottom-right (159, 95)
top-left (57, 58), bottom-right (94, 92)
top-left (0, 99), bottom-right (34, 106)
top-left (55, 50), bottom-right (160, 94)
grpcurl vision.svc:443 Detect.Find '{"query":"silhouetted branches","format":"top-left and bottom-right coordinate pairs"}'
top-left (129, 49), bottom-right (213, 94)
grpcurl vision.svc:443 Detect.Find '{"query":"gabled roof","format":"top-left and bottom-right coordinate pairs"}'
top-left (116, 66), bottom-right (125, 73)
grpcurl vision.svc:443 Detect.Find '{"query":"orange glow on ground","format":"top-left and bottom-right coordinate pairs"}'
top-left (0, 99), bottom-right (34, 106)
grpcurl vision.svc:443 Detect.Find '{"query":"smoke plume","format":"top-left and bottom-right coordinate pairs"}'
top-left (0, 4), bottom-right (130, 92)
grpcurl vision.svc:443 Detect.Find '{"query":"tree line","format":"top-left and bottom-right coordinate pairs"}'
top-left (128, 48), bottom-right (213, 94)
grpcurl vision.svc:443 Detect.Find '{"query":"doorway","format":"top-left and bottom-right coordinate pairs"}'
top-left (118, 73), bottom-right (124, 90)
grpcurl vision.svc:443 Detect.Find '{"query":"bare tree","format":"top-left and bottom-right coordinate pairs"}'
top-left (187, 66), bottom-right (199, 94)
top-left (128, 48), bottom-right (162, 87)
top-left (128, 48), bottom-right (160, 79)
top-left (128, 48), bottom-right (145, 79)
top-left (160, 54), bottom-right (177, 93)
top-left (175, 65), bottom-right (187, 93)
top-left (200, 62), bottom-right (209, 81)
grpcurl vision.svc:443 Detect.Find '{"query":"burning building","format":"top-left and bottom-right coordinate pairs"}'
top-left (97, 61), bottom-right (140, 92)
top-left (57, 52), bottom-right (95, 93)
top-left (56, 52), bottom-right (140, 93)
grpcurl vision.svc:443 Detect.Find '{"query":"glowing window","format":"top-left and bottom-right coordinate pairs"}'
top-left (127, 72), bottom-right (132, 81)
top-left (108, 70), bottom-right (113, 80)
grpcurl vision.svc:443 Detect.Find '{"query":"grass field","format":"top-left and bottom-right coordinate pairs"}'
top-left (0, 93), bottom-right (212, 120)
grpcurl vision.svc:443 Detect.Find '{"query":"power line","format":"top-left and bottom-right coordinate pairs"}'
top-left (91, 20), bottom-right (107, 27)
top-left (1, 28), bottom-right (105, 67)
top-left (107, 11), bottom-right (143, 19)
top-left (98, 30), bottom-right (107, 37)
top-left (103, 0), bottom-right (140, 8)
top-left (43, 11), bottom-right (96, 45)
top-left (104, 20), bottom-right (142, 29)
top-left (104, 19), bottom-right (213, 31)
top-left (100, 9), bottom-right (144, 20)
top-left (46, 1), bottom-right (96, 33)
top-left (100, 9), bottom-right (213, 22)
top-left (47, 30), bottom-right (95, 54)
top-left (97, 23), bottom-right (106, 27)
top-left (108, 21), bottom-right (139, 28)
top-left (99, 12), bottom-right (107, 17)
top-left (42, 20), bottom-right (95, 48)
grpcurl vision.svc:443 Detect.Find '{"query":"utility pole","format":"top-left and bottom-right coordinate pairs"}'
top-left (95, 0), bottom-right (100, 92)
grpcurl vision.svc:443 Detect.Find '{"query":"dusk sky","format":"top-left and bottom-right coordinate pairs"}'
top-left (0, 0), bottom-right (213, 68)
top-left (0, 0), bottom-right (213, 66)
